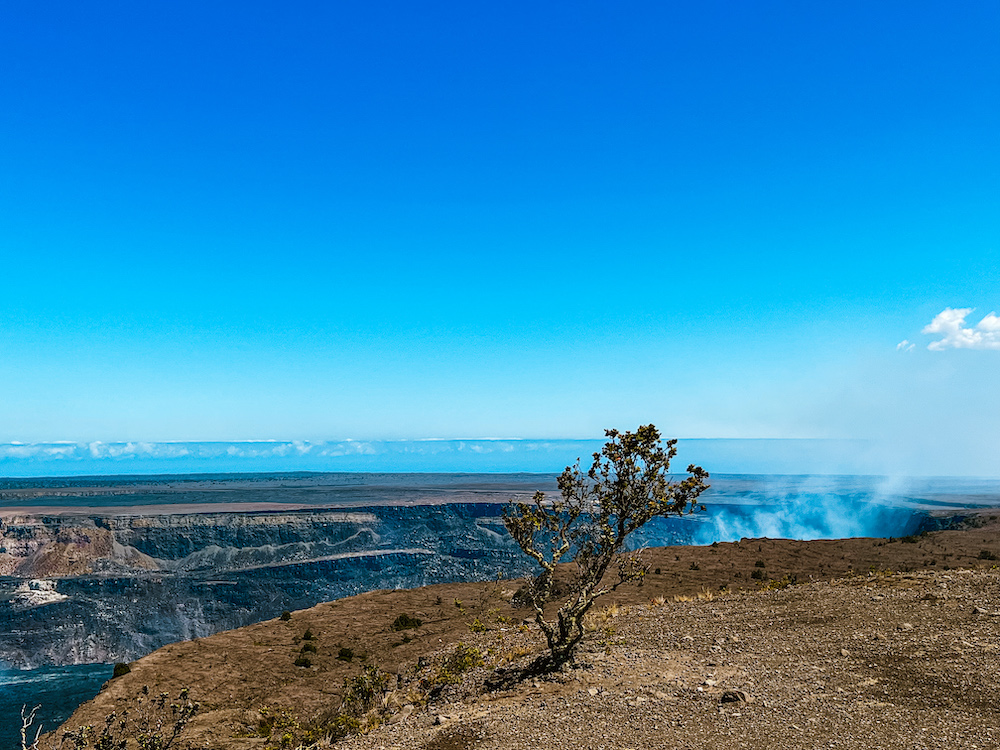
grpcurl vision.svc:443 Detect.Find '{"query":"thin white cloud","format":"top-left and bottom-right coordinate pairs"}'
top-left (0, 439), bottom-right (602, 468)
top-left (922, 308), bottom-right (1000, 351)
top-left (896, 340), bottom-right (915, 352)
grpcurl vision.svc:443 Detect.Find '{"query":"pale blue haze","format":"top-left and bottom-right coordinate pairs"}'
top-left (1, 2), bottom-right (998, 475)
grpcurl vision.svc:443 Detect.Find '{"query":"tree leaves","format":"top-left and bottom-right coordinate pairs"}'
top-left (502, 425), bottom-right (709, 669)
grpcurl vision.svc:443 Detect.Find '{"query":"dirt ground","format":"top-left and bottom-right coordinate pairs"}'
top-left (45, 512), bottom-right (1000, 749)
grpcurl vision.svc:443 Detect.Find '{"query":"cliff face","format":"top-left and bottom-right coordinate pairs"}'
top-left (0, 517), bottom-right (159, 577)
top-left (0, 497), bottom-right (938, 670)
top-left (0, 504), bottom-right (538, 668)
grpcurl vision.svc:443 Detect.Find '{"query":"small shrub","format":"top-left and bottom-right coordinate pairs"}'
top-left (654, 567), bottom-right (661, 575)
top-left (750, 569), bottom-right (765, 580)
top-left (341, 665), bottom-right (390, 714)
top-left (433, 643), bottom-right (483, 685)
top-left (754, 559), bottom-right (766, 568)
top-left (321, 714), bottom-right (364, 742)
top-left (391, 613), bottom-right (423, 631)
top-left (112, 662), bottom-right (131, 679)
top-left (435, 595), bottom-right (443, 605)
top-left (302, 629), bottom-right (315, 640)
top-left (252, 706), bottom-right (299, 739)
top-left (294, 655), bottom-right (312, 668)
top-left (467, 618), bottom-right (487, 633)
top-left (980, 549), bottom-right (998, 560)
top-left (901, 535), bottom-right (919, 544)
top-left (280, 611), bottom-right (292, 621)
top-left (337, 647), bottom-right (354, 661)
top-left (300, 642), bottom-right (317, 654)
top-left (689, 562), bottom-right (700, 571)
top-left (762, 574), bottom-right (796, 591)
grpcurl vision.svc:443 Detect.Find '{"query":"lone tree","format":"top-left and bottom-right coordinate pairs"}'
top-left (503, 425), bottom-right (709, 669)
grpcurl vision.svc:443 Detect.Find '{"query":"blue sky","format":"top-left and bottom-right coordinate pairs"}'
top-left (1, 2), bottom-right (998, 475)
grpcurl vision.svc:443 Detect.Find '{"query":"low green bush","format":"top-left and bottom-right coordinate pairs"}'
top-left (391, 613), bottom-right (423, 631)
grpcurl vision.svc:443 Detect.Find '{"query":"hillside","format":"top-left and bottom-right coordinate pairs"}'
top-left (46, 514), bottom-right (1000, 749)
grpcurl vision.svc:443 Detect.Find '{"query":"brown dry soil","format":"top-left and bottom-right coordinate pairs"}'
top-left (47, 512), bottom-right (1000, 749)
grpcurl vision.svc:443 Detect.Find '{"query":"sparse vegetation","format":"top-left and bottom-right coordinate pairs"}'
top-left (280, 611), bottom-right (292, 621)
top-left (670, 588), bottom-right (718, 603)
top-left (337, 647), bottom-right (355, 661)
top-left (111, 662), bottom-right (131, 679)
top-left (294, 655), bottom-right (312, 668)
top-left (300, 641), bottom-right (317, 654)
top-left (247, 666), bottom-right (393, 748)
top-left (45, 687), bottom-right (198, 750)
top-left (302, 629), bottom-right (314, 640)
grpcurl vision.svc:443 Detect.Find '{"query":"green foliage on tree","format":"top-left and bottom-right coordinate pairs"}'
top-left (503, 425), bottom-right (709, 669)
